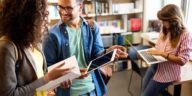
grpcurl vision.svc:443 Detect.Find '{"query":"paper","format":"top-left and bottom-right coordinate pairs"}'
top-left (36, 56), bottom-right (81, 91)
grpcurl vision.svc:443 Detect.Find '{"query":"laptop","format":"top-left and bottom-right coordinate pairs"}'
top-left (125, 39), bottom-right (167, 65)
top-left (87, 49), bottom-right (117, 72)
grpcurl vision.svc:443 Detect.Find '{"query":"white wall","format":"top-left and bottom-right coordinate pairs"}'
top-left (185, 0), bottom-right (192, 32)
top-left (163, 0), bottom-right (182, 8)
top-left (143, 0), bottom-right (162, 32)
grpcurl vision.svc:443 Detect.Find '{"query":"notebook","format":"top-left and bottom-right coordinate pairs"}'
top-left (87, 49), bottom-right (117, 72)
top-left (125, 39), bottom-right (167, 65)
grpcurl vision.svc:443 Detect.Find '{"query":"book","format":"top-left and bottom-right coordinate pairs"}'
top-left (36, 56), bottom-right (81, 91)
top-left (130, 18), bottom-right (142, 32)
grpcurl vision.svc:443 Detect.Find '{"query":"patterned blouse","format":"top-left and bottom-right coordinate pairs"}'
top-left (153, 31), bottom-right (192, 83)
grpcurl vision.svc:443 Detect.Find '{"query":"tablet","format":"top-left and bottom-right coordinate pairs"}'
top-left (87, 49), bottom-right (117, 72)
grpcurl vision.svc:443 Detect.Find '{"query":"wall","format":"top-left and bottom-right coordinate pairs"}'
top-left (143, 0), bottom-right (162, 32)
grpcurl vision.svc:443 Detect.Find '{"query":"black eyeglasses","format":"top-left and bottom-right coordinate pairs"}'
top-left (57, 3), bottom-right (80, 13)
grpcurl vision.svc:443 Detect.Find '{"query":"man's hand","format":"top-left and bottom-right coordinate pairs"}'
top-left (76, 69), bottom-right (88, 79)
top-left (107, 45), bottom-right (125, 52)
top-left (116, 49), bottom-right (129, 59)
top-left (106, 45), bottom-right (128, 59)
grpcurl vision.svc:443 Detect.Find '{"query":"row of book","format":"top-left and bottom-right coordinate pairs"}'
top-left (116, 32), bottom-right (142, 45)
top-left (97, 20), bottom-right (123, 34)
top-left (83, 1), bottom-right (109, 15)
top-left (83, 1), bottom-right (143, 15)
top-left (112, 3), bottom-right (134, 14)
top-left (102, 32), bottom-right (142, 47)
top-left (96, 18), bottom-right (142, 34)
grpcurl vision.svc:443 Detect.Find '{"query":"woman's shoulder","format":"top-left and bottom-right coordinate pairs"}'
top-left (0, 39), bottom-right (14, 49)
top-left (181, 30), bottom-right (192, 37)
top-left (0, 39), bottom-right (17, 55)
top-left (179, 30), bottom-right (192, 43)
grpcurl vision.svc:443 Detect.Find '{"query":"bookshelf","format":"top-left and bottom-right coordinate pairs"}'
top-left (47, 0), bottom-right (145, 46)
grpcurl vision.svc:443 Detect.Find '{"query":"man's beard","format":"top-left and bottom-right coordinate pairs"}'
top-left (62, 16), bottom-right (77, 25)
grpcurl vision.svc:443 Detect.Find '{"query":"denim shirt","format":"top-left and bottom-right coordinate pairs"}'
top-left (43, 17), bottom-right (107, 96)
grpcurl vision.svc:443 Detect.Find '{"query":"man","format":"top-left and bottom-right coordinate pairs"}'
top-left (43, 0), bottom-right (128, 96)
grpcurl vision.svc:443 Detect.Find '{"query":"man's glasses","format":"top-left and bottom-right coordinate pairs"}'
top-left (57, 3), bottom-right (80, 13)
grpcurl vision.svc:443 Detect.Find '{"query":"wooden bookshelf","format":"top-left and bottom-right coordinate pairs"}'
top-left (47, 0), bottom-right (145, 45)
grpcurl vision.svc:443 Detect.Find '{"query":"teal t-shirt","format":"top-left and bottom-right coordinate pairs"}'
top-left (66, 25), bottom-right (95, 96)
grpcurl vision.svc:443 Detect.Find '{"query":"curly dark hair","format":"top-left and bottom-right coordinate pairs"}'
top-left (0, 0), bottom-right (48, 48)
top-left (157, 4), bottom-right (186, 47)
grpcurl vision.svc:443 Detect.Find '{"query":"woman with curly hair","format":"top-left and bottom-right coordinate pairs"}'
top-left (0, 0), bottom-right (71, 96)
top-left (141, 4), bottom-right (192, 96)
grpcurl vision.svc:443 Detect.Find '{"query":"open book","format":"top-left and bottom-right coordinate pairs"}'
top-left (36, 56), bottom-right (81, 91)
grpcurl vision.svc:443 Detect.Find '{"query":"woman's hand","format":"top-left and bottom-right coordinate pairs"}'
top-left (44, 63), bottom-right (73, 83)
top-left (60, 79), bottom-right (72, 89)
top-left (147, 49), bottom-right (163, 56)
top-left (147, 48), bottom-right (169, 59)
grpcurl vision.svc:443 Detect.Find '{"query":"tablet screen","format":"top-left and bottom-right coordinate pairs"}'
top-left (87, 49), bottom-right (116, 72)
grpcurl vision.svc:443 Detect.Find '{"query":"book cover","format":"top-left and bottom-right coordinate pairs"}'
top-left (130, 18), bottom-right (142, 32)
top-left (36, 56), bottom-right (81, 91)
